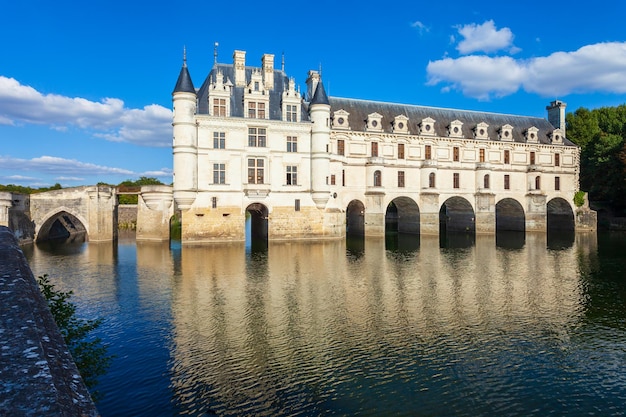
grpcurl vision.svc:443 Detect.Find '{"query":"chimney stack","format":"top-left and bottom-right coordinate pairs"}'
top-left (233, 50), bottom-right (246, 87)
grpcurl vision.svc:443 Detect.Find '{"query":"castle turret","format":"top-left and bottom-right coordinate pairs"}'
top-left (172, 49), bottom-right (197, 210)
top-left (309, 79), bottom-right (331, 209)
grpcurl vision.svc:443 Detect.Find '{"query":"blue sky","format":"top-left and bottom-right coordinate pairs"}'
top-left (2, 0), bottom-right (626, 187)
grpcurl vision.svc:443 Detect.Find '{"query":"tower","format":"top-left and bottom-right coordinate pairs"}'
top-left (172, 49), bottom-right (198, 210)
top-left (308, 78), bottom-right (331, 209)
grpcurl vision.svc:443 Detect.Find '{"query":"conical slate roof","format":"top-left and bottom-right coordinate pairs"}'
top-left (173, 57), bottom-right (195, 94)
top-left (310, 81), bottom-right (329, 105)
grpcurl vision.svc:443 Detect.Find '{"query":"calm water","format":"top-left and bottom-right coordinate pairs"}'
top-left (22, 231), bottom-right (626, 416)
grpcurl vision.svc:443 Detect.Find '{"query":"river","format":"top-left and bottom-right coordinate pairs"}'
top-left (22, 231), bottom-right (626, 416)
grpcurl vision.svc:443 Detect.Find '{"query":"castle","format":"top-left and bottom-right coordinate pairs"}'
top-left (172, 49), bottom-right (586, 243)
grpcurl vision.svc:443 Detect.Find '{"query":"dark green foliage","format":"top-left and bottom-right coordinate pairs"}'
top-left (37, 274), bottom-right (112, 400)
top-left (567, 104), bottom-right (626, 213)
top-left (0, 183), bottom-right (62, 193)
top-left (118, 177), bottom-right (164, 205)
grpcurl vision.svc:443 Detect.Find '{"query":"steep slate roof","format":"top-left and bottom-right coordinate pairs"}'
top-left (173, 64), bottom-right (195, 94)
top-left (197, 63), bottom-right (308, 121)
top-left (328, 97), bottom-right (575, 146)
top-left (310, 81), bottom-right (330, 105)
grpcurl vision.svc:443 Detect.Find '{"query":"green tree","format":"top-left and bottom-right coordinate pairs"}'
top-left (117, 177), bottom-right (164, 205)
top-left (566, 104), bottom-right (626, 213)
top-left (37, 274), bottom-right (112, 400)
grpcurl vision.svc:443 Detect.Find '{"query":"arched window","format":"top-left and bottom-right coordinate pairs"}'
top-left (484, 174), bottom-right (490, 189)
top-left (374, 170), bottom-right (382, 187)
top-left (535, 176), bottom-right (541, 190)
top-left (429, 172), bottom-right (436, 188)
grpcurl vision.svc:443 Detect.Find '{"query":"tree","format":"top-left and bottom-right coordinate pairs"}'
top-left (566, 104), bottom-right (626, 213)
top-left (117, 177), bottom-right (164, 205)
top-left (37, 274), bottom-right (112, 400)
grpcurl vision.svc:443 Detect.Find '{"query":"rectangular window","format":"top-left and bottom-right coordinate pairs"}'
top-left (211, 197), bottom-right (217, 209)
top-left (286, 104), bottom-right (297, 122)
top-left (530, 151), bottom-right (536, 165)
top-left (371, 142), bottom-right (378, 157)
top-left (398, 143), bottom-right (405, 159)
top-left (504, 174), bottom-right (510, 190)
top-left (248, 127), bottom-right (267, 147)
top-left (286, 166), bottom-right (298, 185)
top-left (287, 136), bottom-right (298, 152)
top-left (429, 172), bottom-right (436, 188)
top-left (398, 171), bottom-right (405, 188)
top-left (555, 153), bottom-right (560, 167)
top-left (555, 176), bottom-right (560, 191)
top-left (453, 147), bottom-right (459, 161)
top-left (213, 163), bottom-right (225, 184)
top-left (330, 174), bottom-right (336, 185)
top-left (213, 132), bottom-right (225, 149)
top-left (342, 169), bottom-right (345, 186)
top-left (295, 199), bottom-right (300, 211)
top-left (248, 159), bottom-right (264, 184)
top-left (248, 102), bottom-right (266, 118)
top-left (337, 140), bottom-right (345, 156)
top-left (479, 148), bottom-right (485, 163)
top-left (453, 173), bottom-right (460, 189)
top-left (425, 145), bottom-right (432, 160)
top-left (504, 149), bottom-right (510, 164)
top-left (213, 98), bottom-right (226, 117)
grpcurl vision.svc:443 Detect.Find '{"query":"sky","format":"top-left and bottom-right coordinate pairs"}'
top-left (1, 0), bottom-right (626, 188)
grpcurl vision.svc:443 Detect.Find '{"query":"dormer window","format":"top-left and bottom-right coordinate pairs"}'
top-left (448, 120), bottom-right (463, 138)
top-left (474, 122), bottom-right (489, 140)
top-left (549, 128), bottom-right (564, 144)
top-left (393, 115), bottom-right (409, 134)
top-left (499, 124), bottom-right (514, 141)
top-left (367, 112), bottom-right (383, 132)
top-left (420, 117), bottom-right (436, 136)
top-left (208, 69), bottom-right (232, 117)
top-left (525, 126), bottom-right (539, 143)
top-left (281, 77), bottom-right (301, 122)
top-left (333, 109), bottom-right (350, 129)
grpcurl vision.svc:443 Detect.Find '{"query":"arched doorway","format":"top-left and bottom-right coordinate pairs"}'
top-left (495, 198), bottom-right (525, 248)
top-left (385, 197), bottom-right (420, 250)
top-left (547, 197), bottom-right (575, 249)
top-left (245, 203), bottom-right (268, 251)
top-left (439, 197), bottom-right (475, 248)
top-left (37, 211), bottom-right (87, 242)
top-left (346, 200), bottom-right (365, 236)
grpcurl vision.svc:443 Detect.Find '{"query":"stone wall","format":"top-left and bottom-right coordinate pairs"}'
top-left (0, 226), bottom-right (98, 416)
top-left (118, 205), bottom-right (138, 228)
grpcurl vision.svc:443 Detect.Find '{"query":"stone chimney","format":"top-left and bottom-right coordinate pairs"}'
top-left (546, 100), bottom-right (567, 133)
top-left (233, 50), bottom-right (246, 87)
top-left (262, 54), bottom-right (274, 90)
top-left (306, 70), bottom-right (320, 101)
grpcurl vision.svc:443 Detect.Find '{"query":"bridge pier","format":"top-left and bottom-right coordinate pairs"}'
top-left (86, 186), bottom-right (118, 241)
top-left (136, 185), bottom-right (174, 241)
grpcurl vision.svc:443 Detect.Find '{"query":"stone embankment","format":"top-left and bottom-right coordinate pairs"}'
top-left (0, 226), bottom-right (98, 416)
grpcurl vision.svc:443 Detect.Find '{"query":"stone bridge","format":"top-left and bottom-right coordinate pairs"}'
top-left (0, 185), bottom-right (174, 243)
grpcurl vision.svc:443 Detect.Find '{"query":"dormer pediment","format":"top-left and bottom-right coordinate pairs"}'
top-left (420, 117), bottom-right (436, 136)
top-left (366, 112), bottom-right (383, 132)
top-left (474, 122), bottom-right (489, 140)
top-left (549, 128), bottom-right (564, 144)
top-left (525, 126), bottom-right (539, 143)
top-left (499, 124), bottom-right (514, 141)
top-left (333, 109), bottom-right (350, 129)
top-left (393, 115), bottom-right (409, 134)
top-left (448, 119), bottom-right (463, 138)
top-left (246, 70), bottom-right (266, 95)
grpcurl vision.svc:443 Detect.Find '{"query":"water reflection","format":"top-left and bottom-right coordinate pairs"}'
top-left (23, 230), bottom-right (626, 417)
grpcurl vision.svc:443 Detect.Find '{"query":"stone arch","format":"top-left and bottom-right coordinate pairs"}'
top-left (36, 208), bottom-right (88, 242)
top-left (495, 198), bottom-right (526, 232)
top-left (245, 202), bottom-right (269, 250)
top-left (547, 197), bottom-right (575, 231)
top-left (439, 197), bottom-right (475, 233)
top-left (385, 197), bottom-right (420, 234)
top-left (346, 200), bottom-right (365, 236)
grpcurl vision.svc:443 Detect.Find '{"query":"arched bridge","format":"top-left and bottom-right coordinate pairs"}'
top-left (0, 185), bottom-right (174, 243)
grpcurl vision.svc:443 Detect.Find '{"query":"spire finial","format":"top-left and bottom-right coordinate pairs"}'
top-left (183, 46), bottom-right (187, 67)
top-left (214, 42), bottom-right (219, 65)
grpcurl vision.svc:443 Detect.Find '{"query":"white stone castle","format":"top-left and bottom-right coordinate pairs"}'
top-left (172, 48), bottom-right (586, 243)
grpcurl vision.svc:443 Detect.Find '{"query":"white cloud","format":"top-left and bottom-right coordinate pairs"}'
top-left (0, 77), bottom-right (172, 147)
top-left (0, 155), bottom-right (135, 176)
top-left (427, 41), bottom-right (626, 100)
top-left (456, 20), bottom-right (516, 55)
top-left (411, 21), bottom-right (429, 35)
